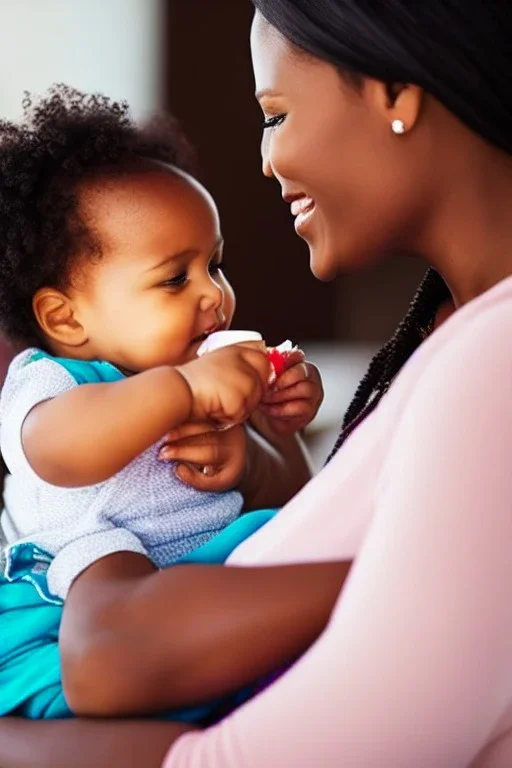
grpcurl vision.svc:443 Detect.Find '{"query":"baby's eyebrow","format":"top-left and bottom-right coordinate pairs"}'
top-left (145, 250), bottom-right (199, 273)
top-left (145, 238), bottom-right (224, 274)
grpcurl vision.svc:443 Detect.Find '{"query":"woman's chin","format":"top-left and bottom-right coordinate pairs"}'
top-left (308, 242), bottom-right (341, 281)
top-left (309, 234), bottom-right (381, 278)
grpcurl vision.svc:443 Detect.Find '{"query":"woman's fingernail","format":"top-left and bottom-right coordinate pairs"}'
top-left (158, 448), bottom-right (174, 460)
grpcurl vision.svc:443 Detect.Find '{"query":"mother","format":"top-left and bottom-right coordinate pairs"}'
top-left (2, 1), bottom-right (512, 766)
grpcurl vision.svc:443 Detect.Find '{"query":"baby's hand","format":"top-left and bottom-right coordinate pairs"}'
top-left (158, 421), bottom-right (247, 492)
top-left (259, 350), bottom-right (323, 434)
top-left (176, 344), bottom-right (270, 427)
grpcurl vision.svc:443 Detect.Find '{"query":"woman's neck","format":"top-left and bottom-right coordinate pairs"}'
top-left (418, 141), bottom-right (512, 308)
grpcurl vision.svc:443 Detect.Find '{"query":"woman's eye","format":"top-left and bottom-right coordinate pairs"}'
top-left (162, 272), bottom-right (188, 288)
top-left (262, 114), bottom-right (286, 130)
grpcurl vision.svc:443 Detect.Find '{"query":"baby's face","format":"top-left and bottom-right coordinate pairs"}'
top-left (68, 167), bottom-right (235, 372)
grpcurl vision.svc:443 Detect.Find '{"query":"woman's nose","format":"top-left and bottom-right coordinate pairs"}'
top-left (261, 132), bottom-right (274, 178)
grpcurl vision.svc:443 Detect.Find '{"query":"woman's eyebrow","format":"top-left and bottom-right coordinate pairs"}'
top-left (255, 88), bottom-right (283, 100)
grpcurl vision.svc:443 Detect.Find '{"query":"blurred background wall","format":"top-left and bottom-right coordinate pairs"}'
top-left (0, 0), bottom-right (428, 465)
top-left (0, 0), bottom-right (163, 122)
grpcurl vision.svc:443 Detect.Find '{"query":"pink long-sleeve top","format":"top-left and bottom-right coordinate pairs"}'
top-left (165, 274), bottom-right (512, 768)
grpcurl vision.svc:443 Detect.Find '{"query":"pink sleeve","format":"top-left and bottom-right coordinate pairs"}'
top-left (164, 304), bottom-right (512, 768)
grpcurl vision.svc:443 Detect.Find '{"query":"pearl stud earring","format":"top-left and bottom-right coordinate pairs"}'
top-left (391, 119), bottom-right (406, 135)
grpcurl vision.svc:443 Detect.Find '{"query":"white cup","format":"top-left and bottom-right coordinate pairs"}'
top-left (197, 330), bottom-right (263, 357)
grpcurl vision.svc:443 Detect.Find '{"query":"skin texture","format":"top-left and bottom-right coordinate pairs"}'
top-left (35, 167), bottom-right (235, 371)
top-left (4, 7), bottom-right (512, 767)
top-left (252, 14), bottom-right (512, 305)
top-left (9, 159), bottom-right (333, 729)
top-left (24, 166), bottom-right (319, 494)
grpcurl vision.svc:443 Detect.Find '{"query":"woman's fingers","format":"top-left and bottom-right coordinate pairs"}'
top-left (159, 441), bottom-right (223, 467)
top-left (165, 421), bottom-right (217, 443)
top-left (174, 454), bottom-right (244, 493)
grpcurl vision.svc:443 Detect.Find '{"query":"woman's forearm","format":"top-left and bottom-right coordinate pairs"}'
top-left (241, 412), bottom-right (313, 509)
top-left (0, 717), bottom-right (193, 768)
top-left (60, 553), bottom-right (351, 717)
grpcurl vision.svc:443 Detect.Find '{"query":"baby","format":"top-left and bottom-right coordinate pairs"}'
top-left (0, 86), bottom-right (323, 720)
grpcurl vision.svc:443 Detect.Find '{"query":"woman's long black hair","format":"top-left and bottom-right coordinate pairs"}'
top-left (250, 0), bottom-right (511, 458)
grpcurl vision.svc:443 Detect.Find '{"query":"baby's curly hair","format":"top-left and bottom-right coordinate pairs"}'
top-left (0, 84), bottom-right (195, 348)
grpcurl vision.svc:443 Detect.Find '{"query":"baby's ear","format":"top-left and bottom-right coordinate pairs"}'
top-left (32, 287), bottom-right (87, 347)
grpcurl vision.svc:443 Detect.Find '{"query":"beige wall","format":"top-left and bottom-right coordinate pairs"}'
top-left (0, 0), bottom-right (163, 121)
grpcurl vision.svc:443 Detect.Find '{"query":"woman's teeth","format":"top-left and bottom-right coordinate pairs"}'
top-left (290, 196), bottom-right (315, 216)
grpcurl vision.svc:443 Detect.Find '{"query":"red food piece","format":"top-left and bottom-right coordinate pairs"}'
top-left (267, 347), bottom-right (287, 378)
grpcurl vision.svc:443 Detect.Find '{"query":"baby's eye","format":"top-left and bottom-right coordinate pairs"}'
top-left (162, 271), bottom-right (188, 288)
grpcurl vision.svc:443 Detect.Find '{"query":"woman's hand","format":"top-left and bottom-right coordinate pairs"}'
top-left (259, 350), bottom-right (324, 434)
top-left (158, 422), bottom-right (247, 492)
top-left (176, 344), bottom-right (270, 427)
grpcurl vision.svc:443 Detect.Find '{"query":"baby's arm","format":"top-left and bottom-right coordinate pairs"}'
top-left (23, 366), bottom-right (192, 486)
top-left (21, 343), bottom-right (271, 488)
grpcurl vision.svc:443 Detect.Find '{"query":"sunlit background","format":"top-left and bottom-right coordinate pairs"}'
top-left (0, 0), bottom-right (428, 467)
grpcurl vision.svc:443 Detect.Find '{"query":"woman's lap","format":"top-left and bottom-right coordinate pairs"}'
top-left (0, 508), bottom-right (278, 721)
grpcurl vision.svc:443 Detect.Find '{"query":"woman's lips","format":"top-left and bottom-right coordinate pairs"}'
top-left (290, 196), bottom-right (316, 235)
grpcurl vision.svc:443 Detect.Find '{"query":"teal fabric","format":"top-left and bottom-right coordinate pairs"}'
top-left (0, 508), bottom-right (277, 721)
top-left (29, 350), bottom-right (125, 384)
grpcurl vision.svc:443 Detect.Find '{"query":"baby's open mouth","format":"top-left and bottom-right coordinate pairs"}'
top-left (191, 324), bottom-right (225, 345)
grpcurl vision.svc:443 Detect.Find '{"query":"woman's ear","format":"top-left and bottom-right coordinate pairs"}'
top-left (364, 79), bottom-right (424, 134)
top-left (32, 287), bottom-right (88, 348)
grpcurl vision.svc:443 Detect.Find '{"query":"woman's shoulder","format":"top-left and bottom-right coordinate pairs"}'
top-left (439, 272), bottom-right (512, 336)
top-left (385, 274), bottom-right (512, 421)
top-left (418, 274), bottom-right (512, 373)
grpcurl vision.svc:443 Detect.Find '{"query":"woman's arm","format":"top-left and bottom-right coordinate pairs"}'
top-left (163, 304), bottom-right (512, 767)
top-left (60, 553), bottom-right (351, 716)
top-left (0, 718), bottom-right (193, 768)
top-left (241, 410), bottom-right (312, 509)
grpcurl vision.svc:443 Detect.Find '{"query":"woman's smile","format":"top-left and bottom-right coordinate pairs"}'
top-left (290, 195), bottom-right (316, 235)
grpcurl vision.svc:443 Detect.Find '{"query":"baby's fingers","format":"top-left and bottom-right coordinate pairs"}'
top-left (262, 380), bottom-right (314, 405)
top-left (271, 362), bottom-right (309, 392)
top-left (259, 398), bottom-right (311, 419)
